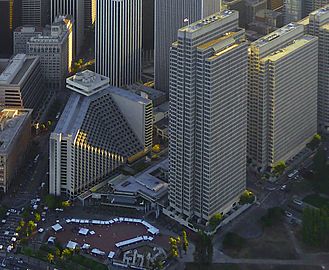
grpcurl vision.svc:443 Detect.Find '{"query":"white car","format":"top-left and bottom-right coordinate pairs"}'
top-left (285, 211), bottom-right (293, 218)
top-left (55, 208), bottom-right (64, 212)
top-left (38, 228), bottom-right (44, 233)
top-left (280, 185), bottom-right (287, 191)
top-left (293, 199), bottom-right (303, 206)
top-left (1, 219), bottom-right (6, 224)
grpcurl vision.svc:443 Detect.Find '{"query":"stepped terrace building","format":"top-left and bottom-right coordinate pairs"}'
top-left (49, 71), bottom-right (152, 198)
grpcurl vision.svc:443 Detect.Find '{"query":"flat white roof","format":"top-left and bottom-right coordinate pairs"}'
top-left (52, 223), bottom-right (63, 232)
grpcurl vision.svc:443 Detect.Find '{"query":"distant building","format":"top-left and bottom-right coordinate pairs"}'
top-left (0, 0), bottom-right (21, 57)
top-left (51, 0), bottom-right (84, 55)
top-left (21, 0), bottom-right (50, 26)
top-left (95, 0), bottom-right (142, 87)
top-left (307, 5), bottom-right (329, 133)
top-left (248, 23), bottom-right (318, 170)
top-left (304, 0), bottom-right (329, 16)
top-left (50, 70), bottom-right (152, 198)
top-left (84, 0), bottom-right (96, 30)
top-left (13, 26), bottom-right (43, 54)
top-left (28, 16), bottom-right (74, 92)
top-left (0, 109), bottom-right (32, 193)
top-left (154, 0), bottom-right (221, 92)
top-left (283, 0), bottom-right (303, 24)
top-left (0, 54), bottom-right (44, 114)
top-left (169, 10), bottom-right (248, 221)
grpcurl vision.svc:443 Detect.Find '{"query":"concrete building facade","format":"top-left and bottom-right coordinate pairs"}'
top-left (0, 54), bottom-right (44, 113)
top-left (169, 10), bottom-right (248, 221)
top-left (154, 0), bottom-right (221, 92)
top-left (51, 0), bottom-right (84, 55)
top-left (13, 26), bottom-right (43, 54)
top-left (28, 16), bottom-right (74, 92)
top-left (95, 0), bottom-right (142, 87)
top-left (50, 71), bottom-right (152, 198)
top-left (247, 23), bottom-right (318, 170)
top-left (21, 0), bottom-right (50, 26)
top-left (306, 5), bottom-right (329, 133)
top-left (0, 109), bottom-right (32, 193)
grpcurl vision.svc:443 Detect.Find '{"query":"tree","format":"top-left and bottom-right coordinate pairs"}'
top-left (223, 232), bottom-right (245, 250)
top-left (45, 194), bottom-right (60, 209)
top-left (261, 207), bottom-right (283, 227)
top-left (19, 220), bottom-right (25, 227)
top-left (272, 160), bottom-right (287, 176)
top-left (208, 213), bottom-right (223, 230)
top-left (62, 248), bottom-right (72, 259)
top-left (35, 213), bottom-right (41, 222)
top-left (308, 134), bottom-right (322, 150)
top-left (193, 231), bottom-right (213, 266)
top-left (152, 144), bottom-right (161, 153)
top-left (47, 253), bottom-right (54, 263)
top-left (61, 200), bottom-right (71, 207)
top-left (169, 237), bottom-right (179, 258)
top-left (239, 190), bottom-right (255, 205)
top-left (182, 230), bottom-right (189, 254)
top-left (302, 207), bottom-right (329, 248)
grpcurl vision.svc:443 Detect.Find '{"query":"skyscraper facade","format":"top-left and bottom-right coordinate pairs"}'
top-left (169, 10), bottom-right (248, 221)
top-left (304, 0), bottom-right (329, 16)
top-left (154, 0), bottom-right (221, 92)
top-left (22, 0), bottom-right (50, 26)
top-left (307, 5), bottom-right (329, 133)
top-left (51, 0), bottom-right (84, 55)
top-left (84, 0), bottom-right (96, 30)
top-left (28, 16), bottom-right (74, 91)
top-left (95, 0), bottom-right (142, 87)
top-left (247, 23), bottom-right (318, 170)
top-left (283, 0), bottom-right (304, 23)
top-left (0, 0), bottom-right (21, 57)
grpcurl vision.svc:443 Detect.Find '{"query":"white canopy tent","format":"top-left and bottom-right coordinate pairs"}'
top-left (52, 223), bottom-right (63, 232)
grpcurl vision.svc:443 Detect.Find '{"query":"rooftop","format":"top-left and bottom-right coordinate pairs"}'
top-left (180, 10), bottom-right (237, 33)
top-left (252, 23), bottom-right (301, 47)
top-left (0, 109), bottom-right (32, 154)
top-left (261, 35), bottom-right (316, 62)
top-left (310, 4), bottom-right (329, 16)
top-left (110, 159), bottom-right (169, 201)
top-left (66, 70), bottom-right (109, 96)
top-left (0, 54), bottom-right (37, 85)
top-left (14, 26), bottom-right (43, 33)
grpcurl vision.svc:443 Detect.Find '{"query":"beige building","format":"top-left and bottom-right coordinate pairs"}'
top-left (300, 5), bottom-right (329, 133)
top-left (169, 10), bottom-right (248, 221)
top-left (248, 23), bottom-right (318, 170)
top-left (0, 109), bottom-right (32, 193)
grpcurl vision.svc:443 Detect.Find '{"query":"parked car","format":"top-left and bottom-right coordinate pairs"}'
top-left (293, 199), bottom-right (303, 206)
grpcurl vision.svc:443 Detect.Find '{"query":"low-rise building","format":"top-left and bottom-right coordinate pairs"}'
top-left (0, 109), bottom-right (32, 193)
top-left (0, 54), bottom-right (45, 114)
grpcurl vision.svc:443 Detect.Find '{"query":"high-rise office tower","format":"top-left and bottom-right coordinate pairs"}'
top-left (248, 23), bottom-right (318, 170)
top-left (22, 0), bottom-right (50, 26)
top-left (304, 0), bottom-right (329, 16)
top-left (283, 0), bottom-right (303, 23)
top-left (95, 0), bottom-right (142, 87)
top-left (51, 0), bottom-right (84, 55)
top-left (84, 0), bottom-right (96, 30)
top-left (169, 10), bottom-right (248, 221)
top-left (306, 5), bottom-right (329, 133)
top-left (154, 0), bottom-right (221, 93)
top-left (0, 0), bottom-right (21, 57)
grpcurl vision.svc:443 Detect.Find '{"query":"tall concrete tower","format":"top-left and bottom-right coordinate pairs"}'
top-left (169, 10), bottom-right (248, 221)
top-left (95, 0), bottom-right (142, 87)
top-left (154, 0), bottom-right (221, 93)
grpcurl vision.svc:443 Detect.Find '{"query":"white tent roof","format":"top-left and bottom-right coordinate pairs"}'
top-left (79, 228), bottom-right (89, 235)
top-left (66, 240), bottom-right (78, 249)
top-left (82, 243), bottom-right (90, 249)
top-left (47, 236), bottom-right (56, 243)
top-left (91, 248), bottom-right (105, 255)
top-left (52, 223), bottom-right (63, 232)
top-left (108, 251), bottom-right (115, 259)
